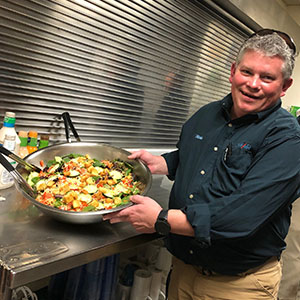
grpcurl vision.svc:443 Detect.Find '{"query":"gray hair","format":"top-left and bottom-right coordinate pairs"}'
top-left (236, 32), bottom-right (295, 80)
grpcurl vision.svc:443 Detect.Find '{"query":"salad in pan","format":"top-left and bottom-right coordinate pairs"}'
top-left (26, 153), bottom-right (143, 212)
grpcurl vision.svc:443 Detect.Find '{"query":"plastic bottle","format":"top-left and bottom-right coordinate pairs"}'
top-left (27, 131), bottom-right (38, 154)
top-left (0, 134), bottom-right (17, 189)
top-left (38, 134), bottom-right (50, 149)
top-left (0, 112), bottom-right (21, 154)
top-left (18, 131), bottom-right (29, 158)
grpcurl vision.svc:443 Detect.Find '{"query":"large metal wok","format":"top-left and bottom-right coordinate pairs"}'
top-left (14, 113), bottom-right (152, 224)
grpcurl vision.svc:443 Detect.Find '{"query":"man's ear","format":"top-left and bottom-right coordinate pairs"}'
top-left (280, 78), bottom-right (293, 97)
top-left (229, 63), bottom-right (236, 83)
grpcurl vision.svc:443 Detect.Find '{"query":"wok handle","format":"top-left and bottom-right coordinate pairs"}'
top-left (0, 146), bottom-right (41, 172)
top-left (62, 112), bottom-right (81, 143)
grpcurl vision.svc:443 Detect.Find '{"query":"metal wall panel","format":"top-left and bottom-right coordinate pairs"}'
top-left (0, 0), bottom-right (248, 148)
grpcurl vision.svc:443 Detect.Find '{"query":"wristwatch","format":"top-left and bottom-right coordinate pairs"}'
top-left (154, 209), bottom-right (171, 235)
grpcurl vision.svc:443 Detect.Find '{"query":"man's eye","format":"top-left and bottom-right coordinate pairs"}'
top-left (241, 70), bottom-right (251, 75)
top-left (262, 76), bottom-right (274, 81)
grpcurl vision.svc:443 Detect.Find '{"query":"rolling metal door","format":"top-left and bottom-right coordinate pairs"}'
top-left (0, 0), bottom-right (249, 148)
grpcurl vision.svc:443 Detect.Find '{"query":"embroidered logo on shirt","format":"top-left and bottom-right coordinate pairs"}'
top-left (238, 143), bottom-right (251, 150)
top-left (195, 134), bottom-right (203, 140)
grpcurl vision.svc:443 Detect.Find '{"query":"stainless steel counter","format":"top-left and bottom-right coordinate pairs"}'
top-left (0, 175), bottom-right (172, 300)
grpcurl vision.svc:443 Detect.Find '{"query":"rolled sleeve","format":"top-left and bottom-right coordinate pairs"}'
top-left (162, 150), bottom-right (179, 180)
top-left (183, 198), bottom-right (211, 246)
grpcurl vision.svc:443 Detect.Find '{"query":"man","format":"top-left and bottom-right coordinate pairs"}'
top-left (104, 29), bottom-right (300, 299)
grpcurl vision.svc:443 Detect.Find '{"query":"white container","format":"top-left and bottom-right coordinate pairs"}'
top-left (0, 112), bottom-right (21, 154)
top-left (0, 134), bottom-right (17, 189)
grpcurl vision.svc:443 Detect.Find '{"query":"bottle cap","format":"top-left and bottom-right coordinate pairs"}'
top-left (5, 112), bottom-right (16, 118)
top-left (28, 131), bottom-right (38, 138)
top-left (40, 134), bottom-right (49, 141)
top-left (18, 131), bottom-right (28, 138)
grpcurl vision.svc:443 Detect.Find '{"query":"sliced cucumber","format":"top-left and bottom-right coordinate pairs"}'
top-left (114, 183), bottom-right (129, 194)
top-left (69, 170), bottom-right (80, 177)
top-left (95, 167), bottom-right (104, 173)
top-left (27, 171), bottom-right (40, 186)
top-left (83, 184), bottom-right (98, 194)
top-left (86, 176), bottom-right (95, 185)
top-left (78, 193), bottom-right (92, 203)
top-left (109, 170), bottom-right (123, 180)
top-left (55, 156), bottom-right (62, 163)
top-left (97, 202), bottom-right (105, 210)
top-left (103, 189), bottom-right (119, 198)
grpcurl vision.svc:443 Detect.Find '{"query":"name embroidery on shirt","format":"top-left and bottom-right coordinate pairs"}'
top-left (195, 134), bottom-right (203, 140)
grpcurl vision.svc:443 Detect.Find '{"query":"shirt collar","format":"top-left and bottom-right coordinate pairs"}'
top-left (221, 93), bottom-right (282, 124)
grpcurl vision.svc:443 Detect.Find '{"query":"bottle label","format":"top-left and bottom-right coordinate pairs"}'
top-left (28, 137), bottom-right (38, 147)
top-left (4, 139), bottom-right (16, 152)
top-left (39, 140), bottom-right (49, 149)
top-left (0, 134), bottom-right (17, 185)
top-left (19, 137), bottom-right (28, 147)
top-left (3, 136), bottom-right (16, 152)
top-left (3, 116), bottom-right (16, 128)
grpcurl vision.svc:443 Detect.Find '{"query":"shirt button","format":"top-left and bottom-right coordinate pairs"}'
top-left (189, 194), bottom-right (194, 199)
top-left (200, 170), bottom-right (205, 175)
top-left (189, 250), bottom-right (194, 255)
top-left (228, 123), bottom-right (233, 127)
top-left (213, 146), bottom-right (218, 152)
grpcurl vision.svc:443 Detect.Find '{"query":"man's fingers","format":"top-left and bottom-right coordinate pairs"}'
top-left (103, 206), bottom-right (135, 221)
top-left (130, 195), bottom-right (145, 204)
top-left (128, 150), bottom-right (143, 159)
top-left (109, 217), bottom-right (127, 224)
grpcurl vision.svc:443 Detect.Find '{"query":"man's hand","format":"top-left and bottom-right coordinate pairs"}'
top-left (103, 195), bottom-right (163, 233)
top-left (128, 150), bottom-right (168, 175)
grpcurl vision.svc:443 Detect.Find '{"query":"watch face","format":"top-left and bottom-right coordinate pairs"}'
top-left (155, 219), bottom-right (171, 235)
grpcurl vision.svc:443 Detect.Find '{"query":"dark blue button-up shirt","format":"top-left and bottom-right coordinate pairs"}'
top-left (162, 93), bottom-right (300, 275)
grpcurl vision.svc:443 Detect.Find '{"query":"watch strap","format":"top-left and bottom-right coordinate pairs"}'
top-left (157, 209), bottom-right (168, 221)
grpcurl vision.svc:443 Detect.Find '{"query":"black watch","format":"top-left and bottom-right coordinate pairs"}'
top-left (154, 209), bottom-right (171, 236)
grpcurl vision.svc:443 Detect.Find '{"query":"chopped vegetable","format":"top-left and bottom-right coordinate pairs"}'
top-left (27, 154), bottom-right (143, 212)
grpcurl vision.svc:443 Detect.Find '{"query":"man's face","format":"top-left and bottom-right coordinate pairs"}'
top-left (229, 50), bottom-right (292, 119)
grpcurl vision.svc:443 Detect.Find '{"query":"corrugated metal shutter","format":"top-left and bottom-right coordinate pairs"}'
top-left (0, 0), bottom-right (249, 148)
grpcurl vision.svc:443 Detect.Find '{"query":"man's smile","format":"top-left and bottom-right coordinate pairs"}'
top-left (241, 90), bottom-right (261, 100)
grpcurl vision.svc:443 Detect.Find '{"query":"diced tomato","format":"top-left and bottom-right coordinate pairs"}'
top-left (40, 160), bottom-right (45, 168)
top-left (43, 192), bottom-right (53, 200)
top-left (78, 168), bottom-right (85, 174)
top-left (102, 160), bottom-right (113, 168)
top-left (39, 171), bottom-right (46, 177)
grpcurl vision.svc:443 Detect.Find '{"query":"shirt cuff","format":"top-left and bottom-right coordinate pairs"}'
top-left (182, 202), bottom-right (211, 247)
top-left (162, 150), bottom-right (179, 180)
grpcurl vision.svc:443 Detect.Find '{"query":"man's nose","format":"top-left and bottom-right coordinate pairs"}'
top-left (247, 76), bottom-right (261, 89)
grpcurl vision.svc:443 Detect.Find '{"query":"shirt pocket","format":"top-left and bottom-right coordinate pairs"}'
top-left (224, 144), bottom-right (254, 174)
top-left (210, 144), bottom-right (254, 195)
